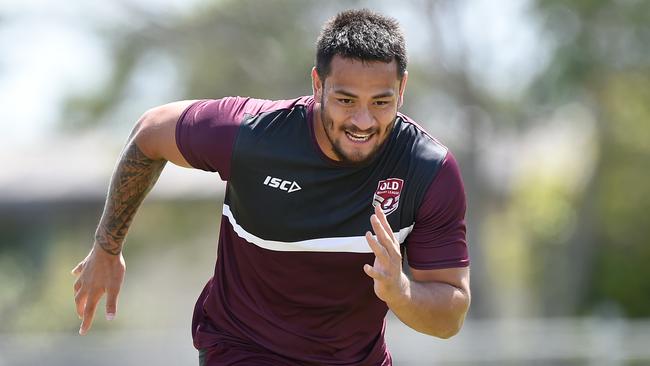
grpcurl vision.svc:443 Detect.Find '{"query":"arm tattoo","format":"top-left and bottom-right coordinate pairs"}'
top-left (95, 141), bottom-right (166, 255)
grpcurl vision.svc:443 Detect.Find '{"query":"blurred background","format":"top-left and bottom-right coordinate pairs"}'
top-left (1, 0), bottom-right (649, 365)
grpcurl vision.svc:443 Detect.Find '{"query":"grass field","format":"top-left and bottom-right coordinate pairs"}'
top-left (2, 316), bottom-right (650, 366)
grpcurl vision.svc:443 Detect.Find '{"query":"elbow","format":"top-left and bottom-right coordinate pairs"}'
top-left (430, 292), bottom-right (471, 339)
top-left (434, 318), bottom-right (465, 339)
top-left (132, 106), bottom-right (169, 159)
top-left (429, 313), bottom-right (466, 339)
top-left (131, 109), bottom-right (155, 154)
top-left (415, 318), bottom-right (464, 339)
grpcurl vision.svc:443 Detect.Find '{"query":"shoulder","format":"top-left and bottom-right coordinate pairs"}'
top-left (214, 95), bottom-right (313, 119)
top-left (394, 112), bottom-right (450, 176)
top-left (180, 95), bottom-right (313, 125)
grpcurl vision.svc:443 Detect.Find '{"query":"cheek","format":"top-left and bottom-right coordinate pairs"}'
top-left (376, 111), bottom-right (397, 133)
top-left (324, 106), bottom-right (348, 129)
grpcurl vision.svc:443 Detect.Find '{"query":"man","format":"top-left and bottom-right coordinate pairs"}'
top-left (72, 9), bottom-right (470, 365)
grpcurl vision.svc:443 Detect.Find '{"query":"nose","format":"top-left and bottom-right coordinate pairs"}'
top-left (350, 107), bottom-right (374, 132)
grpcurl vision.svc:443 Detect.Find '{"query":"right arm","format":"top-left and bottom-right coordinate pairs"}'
top-left (71, 100), bottom-right (197, 335)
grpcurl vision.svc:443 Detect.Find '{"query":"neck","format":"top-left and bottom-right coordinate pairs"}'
top-left (312, 99), bottom-right (338, 162)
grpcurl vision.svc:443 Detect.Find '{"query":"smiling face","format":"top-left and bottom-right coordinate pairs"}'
top-left (312, 55), bottom-right (408, 165)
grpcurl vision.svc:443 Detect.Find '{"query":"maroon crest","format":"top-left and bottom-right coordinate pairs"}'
top-left (372, 178), bottom-right (404, 216)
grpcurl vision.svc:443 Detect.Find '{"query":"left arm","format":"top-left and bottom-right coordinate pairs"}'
top-left (389, 266), bottom-right (470, 338)
top-left (364, 204), bottom-right (471, 338)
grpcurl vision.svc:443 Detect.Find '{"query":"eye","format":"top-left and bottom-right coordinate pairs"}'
top-left (374, 100), bottom-right (390, 106)
top-left (338, 98), bottom-right (353, 105)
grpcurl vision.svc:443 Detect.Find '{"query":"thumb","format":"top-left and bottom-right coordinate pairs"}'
top-left (364, 264), bottom-right (380, 279)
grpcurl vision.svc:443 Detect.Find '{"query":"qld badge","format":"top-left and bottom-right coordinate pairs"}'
top-left (372, 178), bottom-right (404, 216)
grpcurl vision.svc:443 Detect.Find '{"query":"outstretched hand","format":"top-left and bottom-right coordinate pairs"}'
top-left (363, 204), bottom-right (409, 305)
top-left (71, 245), bottom-right (126, 335)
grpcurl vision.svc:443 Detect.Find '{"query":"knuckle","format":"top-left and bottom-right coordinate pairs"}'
top-left (107, 284), bottom-right (121, 292)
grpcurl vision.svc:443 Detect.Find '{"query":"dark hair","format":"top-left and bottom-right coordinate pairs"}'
top-left (316, 9), bottom-right (407, 80)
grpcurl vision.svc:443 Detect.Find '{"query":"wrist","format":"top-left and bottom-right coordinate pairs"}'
top-left (386, 273), bottom-right (411, 308)
top-left (93, 231), bottom-right (122, 256)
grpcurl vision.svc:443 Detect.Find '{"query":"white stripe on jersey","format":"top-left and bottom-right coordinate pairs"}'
top-left (222, 204), bottom-right (414, 253)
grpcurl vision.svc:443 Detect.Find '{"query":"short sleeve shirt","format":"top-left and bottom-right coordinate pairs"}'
top-left (176, 96), bottom-right (469, 365)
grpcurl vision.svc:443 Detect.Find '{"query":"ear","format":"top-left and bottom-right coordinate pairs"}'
top-left (397, 70), bottom-right (408, 109)
top-left (311, 67), bottom-right (323, 100)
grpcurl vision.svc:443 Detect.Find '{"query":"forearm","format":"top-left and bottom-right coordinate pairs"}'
top-left (95, 137), bottom-right (166, 255)
top-left (387, 275), bottom-right (470, 338)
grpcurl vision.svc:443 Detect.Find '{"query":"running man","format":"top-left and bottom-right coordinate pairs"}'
top-left (72, 9), bottom-right (471, 365)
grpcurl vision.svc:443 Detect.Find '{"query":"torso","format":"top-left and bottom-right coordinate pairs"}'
top-left (191, 96), bottom-right (448, 365)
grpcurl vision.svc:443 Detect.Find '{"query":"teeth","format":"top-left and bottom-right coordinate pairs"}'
top-left (346, 131), bottom-right (371, 141)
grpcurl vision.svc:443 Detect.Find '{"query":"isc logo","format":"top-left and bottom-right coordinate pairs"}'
top-left (263, 176), bottom-right (302, 193)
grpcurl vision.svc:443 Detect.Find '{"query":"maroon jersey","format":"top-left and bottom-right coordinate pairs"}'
top-left (175, 96), bottom-right (469, 365)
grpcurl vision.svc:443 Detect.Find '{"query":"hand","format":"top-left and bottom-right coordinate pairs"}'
top-left (363, 204), bottom-right (409, 305)
top-left (71, 244), bottom-right (126, 335)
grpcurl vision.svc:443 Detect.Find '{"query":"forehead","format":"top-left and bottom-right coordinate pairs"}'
top-left (325, 55), bottom-right (399, 93)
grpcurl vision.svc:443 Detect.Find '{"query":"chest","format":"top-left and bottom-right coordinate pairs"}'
top-left (227, 130), bottom-right (419, 243)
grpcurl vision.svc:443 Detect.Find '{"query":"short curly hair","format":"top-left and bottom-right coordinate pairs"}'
top-left (316, 9), bottom-right (407, 80)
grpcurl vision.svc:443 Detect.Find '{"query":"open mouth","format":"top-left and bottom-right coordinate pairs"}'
top-left (345, 131), bottom-right (373, 142)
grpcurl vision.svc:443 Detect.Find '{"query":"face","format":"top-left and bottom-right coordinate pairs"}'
top-left (312, 55), bottom-right (407, 165)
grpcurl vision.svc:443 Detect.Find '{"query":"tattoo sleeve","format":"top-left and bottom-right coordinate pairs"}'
top-left (95, 140), bottom-right (167, 255)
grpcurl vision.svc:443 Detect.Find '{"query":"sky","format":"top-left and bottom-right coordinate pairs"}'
top-left (0, 0), bottom-right (547, 149)
top-left (0, 0), bottom-right (203, 147)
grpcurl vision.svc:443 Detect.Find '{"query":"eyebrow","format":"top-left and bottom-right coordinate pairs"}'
top-left (333, 89), bottom-right (395, 99)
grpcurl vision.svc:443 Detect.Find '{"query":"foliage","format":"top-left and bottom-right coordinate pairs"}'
top-left (529, 0), bottom-right (650, 317)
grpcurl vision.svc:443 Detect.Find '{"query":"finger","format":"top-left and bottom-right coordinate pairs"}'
top-left (73, 278), bottom-right (81, 293)
top-left (370, 215), bottom-right (391, 245)
top-left (370, 215), bottom-right (400, 258)
top-left (372, 207), bottom-right (400, 256)
top-left (374, 204), bottom-right (397, 242)
top-left (365, 231), bottom-right (388, 262)
top-left (80, 290), bottom-right (103, 335)
top-left (74, 288), bottom-right (87, 320)
top-left (105, 287), bottom-right (120, 321)
top-left (363, 263), bottom-right (382, 279)
top-left (71, 262), bottom-right (84, 276)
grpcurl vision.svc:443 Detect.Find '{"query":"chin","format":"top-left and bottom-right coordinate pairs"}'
top-left (337, 147), bottom-right (377, 165)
